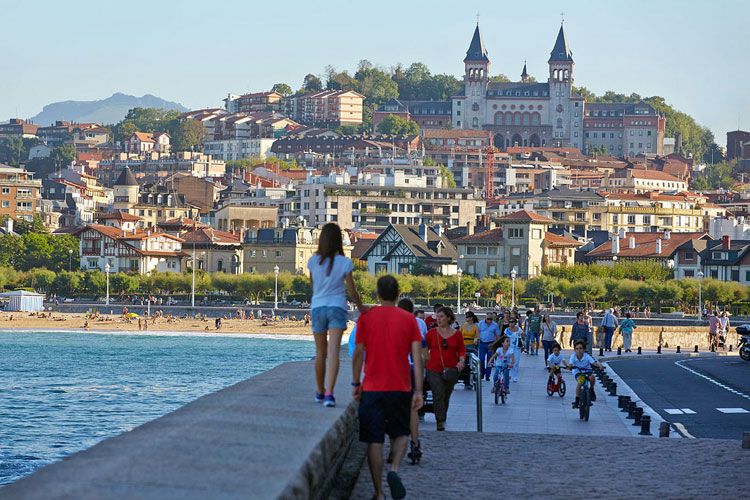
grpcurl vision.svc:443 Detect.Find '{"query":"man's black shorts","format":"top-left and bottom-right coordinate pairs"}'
top-left (358, 391), bottom-right (411, 443)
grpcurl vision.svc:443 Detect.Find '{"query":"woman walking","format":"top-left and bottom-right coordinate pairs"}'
top-left (425, 307), bottom-right (465, 431)
top-left (505, 317), bottom-right (524, 383)
top-left (541, 314), bottom-right (558, 365)
top-left (308, 222), bottom-right (365, 408)
top-left (619, 312), bottom-right (637, 352)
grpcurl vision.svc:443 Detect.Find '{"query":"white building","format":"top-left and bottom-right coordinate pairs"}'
top-left (203, 138), bottom-right (275, 161)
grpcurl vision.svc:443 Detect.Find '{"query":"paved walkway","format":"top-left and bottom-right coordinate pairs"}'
top-left (350, 431), bottom-right (745, 499)
top-left (419, 348), bottom-right (638, 437)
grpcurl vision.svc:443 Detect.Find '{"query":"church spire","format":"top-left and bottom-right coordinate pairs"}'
top-left (521, 60), bottom-right (529, 82)
top-left (549, 24), bottom-right (573, 62)
top-left (464, 23), bottom-right (489, 63)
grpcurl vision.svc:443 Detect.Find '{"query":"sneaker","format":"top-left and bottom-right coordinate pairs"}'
top-left (572, 399), bottom-right (579, 409)
top-left (387, 471), bottom-right (406, 499)
top-left (590, 389), bottom-right (597, 402)
top-left (314, 392), bottom-right (324, 403)
top-left (323, 395), bottom-right (336, 407)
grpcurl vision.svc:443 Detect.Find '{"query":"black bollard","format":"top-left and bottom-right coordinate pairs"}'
top-left (599, 347), bottom-right (604, 356)
top-left (620, 396), bottom-right (631, 412)
top-left (659, 421), bottom-right (670, 438)
top-left (617, 346), bottom-right (622, 355)
top-left (618, 395), bottom-right (627, 409)
top-left (627, 402), bottom-right (638, 420)
top-left (637, 346), bottom-right (642, 355)
top-left (676, 345), bottom-right (681, 353)
top-left (609, 382), bottom-right (617, 396)
top-left (640, 415), bottom-right (652, 435)
top-left (632, 407), bottom-right (644, 425)
top-left (694, 345), bottom-right (698, 353)
top-left (730, 345), bottom-right (733, 352)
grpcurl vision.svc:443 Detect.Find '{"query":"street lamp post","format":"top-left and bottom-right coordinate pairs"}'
top-left (191, 244), bottom-right (196, 309)
top-left (273, 265), bottom-right (280, 310)
top-left (456, 267), bottom-right (463, 314)
top-left (697, 270), bottom-right (704, 319)
top-left (68, 249), bottom-right (73, 271)
top-left (104, 263), bottom-right (110, 306)
top-left (510, 268), bottom-right (517, 308)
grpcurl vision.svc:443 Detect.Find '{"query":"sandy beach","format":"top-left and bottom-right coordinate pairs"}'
top-left (0, 311), bottom-right (353, 337)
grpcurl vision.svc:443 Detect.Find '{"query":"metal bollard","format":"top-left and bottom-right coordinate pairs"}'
top-left (617, 346), bottom-right (622, 355)
top-left (626, 401), bottom-right (636, 419)
top-left (657, 345), bottom-right (661, 354)
top-left (637, 346), bottom-right (642, 355)
top-left (618, 395), bottom-right (628, 409)
top-left (599, 347), bottom-right (604, 356)
top-left (743, 432), bottom-right (750, 449)
top-left (608, 382), bottom-right (617, 396)
top-left (639, 415), bottom-right (652, 435)
top-left (676, 345), bottom-right (681, 353)
top-left (694, 345), bottom-right (698, 353)
top-left (729, 345), bottom-right (733, 352)
top-left (632, 407), bottom-right (644, 425)
top-left (659, 421), bottom-right (670, 438)
top-left (620, 396), bottom-right (631, 412)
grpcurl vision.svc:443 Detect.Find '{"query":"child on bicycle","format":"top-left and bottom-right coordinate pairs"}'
top-left (488, 335), bottom-right (514, 395)
top-left (547, 342), bottom-right (565, 385)
top-left (568, 340), bottom-right (603, 409)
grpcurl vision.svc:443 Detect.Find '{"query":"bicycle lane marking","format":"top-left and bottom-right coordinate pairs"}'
top-left (674, 359), bottom-right (750, 401)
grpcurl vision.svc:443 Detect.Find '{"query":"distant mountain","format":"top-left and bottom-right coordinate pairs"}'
top-left (28, 93), bottom-right (189, 126)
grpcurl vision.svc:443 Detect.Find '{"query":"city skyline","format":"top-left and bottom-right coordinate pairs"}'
top-left (3, 0), bottom-right (749, 143)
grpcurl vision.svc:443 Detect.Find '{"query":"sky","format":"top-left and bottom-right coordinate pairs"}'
top-left (3, 0), bottom-right (749, 143)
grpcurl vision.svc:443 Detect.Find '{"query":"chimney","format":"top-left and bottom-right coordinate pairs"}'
top-left (418, 223), bottom-right (428, 242)
top-left (618, 228), bottom-right (626, 239)
top-left (663, 230), bottom-right (671, 240)
top-left (722, 235), bottom-right (731, 250)
top-left (611, 236), bottom-right (620, 255)
top-left (629, 236), bottom-right (636, 249)
top-left (655, 238), bottom-right (662, 254)
top-left (467, 220), bottom-right (474, 236)
top-left (433, 224), bottom-right (443, 238)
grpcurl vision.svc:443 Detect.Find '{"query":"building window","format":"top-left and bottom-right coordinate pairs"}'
top-left (508, 228), bottom-right (524, 238)
top-left (511, 247), bottom-right (521, 256)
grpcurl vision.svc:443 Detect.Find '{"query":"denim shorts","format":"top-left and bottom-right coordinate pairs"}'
top-left (311, 306), bottom-right (349, 333)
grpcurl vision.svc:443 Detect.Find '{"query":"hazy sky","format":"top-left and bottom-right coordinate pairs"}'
top-left (3, 0), bottom-right (748, 142)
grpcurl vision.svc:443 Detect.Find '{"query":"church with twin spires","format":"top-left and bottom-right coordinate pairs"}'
top-left (452, 23), bottom-right (585, 150)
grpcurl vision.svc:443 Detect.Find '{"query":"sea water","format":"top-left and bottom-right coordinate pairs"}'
top-left (0, 331), bottom-right (315, 485)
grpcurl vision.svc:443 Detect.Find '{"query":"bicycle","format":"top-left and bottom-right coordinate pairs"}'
top-left (546, 366), bottom-right (566, 398)
top-left (571, 368), bottom-right (593, 421)
top-left (492, 365), bottom-right (509, 405)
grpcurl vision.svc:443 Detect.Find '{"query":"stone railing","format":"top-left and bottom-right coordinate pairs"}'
top-left (1, 359), bottom-right (361, 500)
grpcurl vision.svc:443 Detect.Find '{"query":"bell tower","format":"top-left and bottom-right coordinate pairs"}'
top-left (461, 23), bottom-right (489, 129)
top-left (548, 23), bottom-right (575, 146)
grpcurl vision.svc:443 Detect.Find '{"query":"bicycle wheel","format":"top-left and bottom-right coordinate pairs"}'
top-left (494, 385), bottom-right (499, 405)
top-left (579, 389), bottom-right (589, 420)
top-left (501, 389), bottom-right (506, 404)
top-left (559, 380), bottom-right (566, 398)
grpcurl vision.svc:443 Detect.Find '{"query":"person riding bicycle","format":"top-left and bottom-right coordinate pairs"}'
top-left (546, 342), bottom-right (565, 385)
top-left (568, 340), bottom-right (603, 409)
top-left (488, 335), bottom-right (514, 395)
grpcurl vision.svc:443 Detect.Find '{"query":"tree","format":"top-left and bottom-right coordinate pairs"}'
top-left (489, 74), bottom-right (511, 83)
top-left (52, 271), bottom-right (82, 296)
top-left (50, 144), bottom-right (76, 168)
top-left (438, 165), bottom-right (456, 188)
top-left (82, 270), bottom-right (106, 296)
top-left (0, 137), bottom-right (24, 166)
top-left (303, 74), bottom-right (323, 92)
top-left (411, 275), bottom-right (445, 305)
top-left (48, 235), bottom-right (81, 272)
top-left (14, 214), bottom-right (48, 235)
top-left (111, 273), bottom-right (138, 294)
top-left (270, 83), bottom-right (293, 96)
top-left (21, 233), bottom-right (54, 270)
top-left (0, 233), bottom-right (24, 268)
top-left (25, 268), bottom-right (56, 293)
top-left (112, 107), bottom-right (180, 143)
top-left (172, 119), bottom-right (204, 152)
top-left (354, 61), bottom-right (399, 106)
top-left (376, 114), bottom-right (420, 136)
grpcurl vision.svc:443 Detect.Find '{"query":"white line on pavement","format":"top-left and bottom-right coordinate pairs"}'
top-left (665, 409), bottom-right (685, 415)
top-left (716, 408), bottom-right (749, 414)
top-left (674, 359), bottom-right (750, 401)
top-left (673, 422), bottom-right (695, 439)
top-left (681, 408), bottom-right (696, 414)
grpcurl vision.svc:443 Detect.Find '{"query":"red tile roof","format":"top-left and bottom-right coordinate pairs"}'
top-left (453, 228), bottom-right (503, 244)
top-left (626, 169), bottom-right (685, 182)
top-left (544, 232), bottom-right (581, 247)
top-left (496, 210), bottom-right (555, 224)
top-left (586, 232), bottom-right (706, 258)
top-left (181, 228), bottom-right (241, 245)
top-left (96, 211), bottom-right (142, 222)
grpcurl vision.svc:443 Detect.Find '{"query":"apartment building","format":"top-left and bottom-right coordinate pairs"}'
top-left (224, 92), bottom-right (283, 113)
top-left (583, 102), bottom-right (665, 157)
top-left (242, 226), bottom-right (352, 275)
top-left (127, 132), bottom-right (170, 154)
top-left (298, 171), bottom-right (485, 231)
top-left (373, 99), bottom-right (452, 130)
top-left (0, 119), bottom-right (38, 139)
top-left (0, 164), bottom-right (42, 221)
top-left (282, 90), bottom-right (364, 126)
top-left (182, 227), bottom-right (243, 274)
top-left (603, 168), bottom-right (688, 194)
top-left (98, 152), bottom-right (226, 185)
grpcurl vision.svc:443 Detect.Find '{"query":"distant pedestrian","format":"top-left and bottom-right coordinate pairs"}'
top-left (601, 308), bottom-right (619, 352)
top-left (570, 312), bottom-right (589, 349)
top-left (619, 313), bottom-right (636, 352)
top-left (719, 311), bottom-right (730, 349)
top-left (708, 311), bottom-right (720, 351)
top-left (425, 306), bottom-right (465, 431)
top-left (526, 306), bottom-right (542, 355)
top-left (352, 275), bottom-right (423, 500)
top-left (425, 303), bottom-right (443, 330)
top-left (541, 314), bottom-right (558, 364)
top-left (477, 313), bottom-right (500, 381)
top-left (309, 222), bottom-right (366, 408)
top-left (460, 312), bottom-right (479, 347)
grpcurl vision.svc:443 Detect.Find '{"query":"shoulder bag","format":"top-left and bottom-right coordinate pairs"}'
top-left (438, 332), bottom-right (461, 385)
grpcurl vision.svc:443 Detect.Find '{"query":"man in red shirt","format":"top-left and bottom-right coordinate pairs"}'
top-left (352, 275), bottom-right (424, 500)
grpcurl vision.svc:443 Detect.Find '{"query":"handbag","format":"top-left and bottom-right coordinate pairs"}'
top-left (437, 332), bottom-right (461, 385)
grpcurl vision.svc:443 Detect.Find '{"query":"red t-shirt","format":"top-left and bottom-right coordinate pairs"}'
top-left (357, 305), bottom-right (422, 392)
top-left (425, 328), bottom-right (466, 373)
